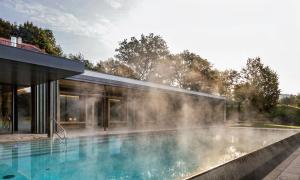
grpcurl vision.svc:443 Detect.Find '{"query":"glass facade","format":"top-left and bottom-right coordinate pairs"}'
top-left (60, 94), bottom-right (81, 122)
top-left (17, 87), bottom-right (32, 133)
top-left (59, 80), bottom-right (104, 129)
top-left (108, 99), bottom-right (122, 122)
top-left (0, 82), bottom-right (57, 136)
top-left (0, 85), bottom-right (12, 134)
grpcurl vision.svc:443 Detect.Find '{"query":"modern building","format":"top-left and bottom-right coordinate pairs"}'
top-left (0, 38), bottom-right (226, 137)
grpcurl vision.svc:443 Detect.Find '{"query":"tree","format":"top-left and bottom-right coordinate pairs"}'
top-left (18, 22), bottom-right (63, 56)
top-left (0, 19), bottom-right (17, 38)
top-left (94, 58), bottom-right (137, 79)
top-left (218, 69), bottom-right (240, 98)
top-left (179, 50), bottom-right (219, 93)
top-left (0, 18), bottom-right (63, 56)
top-left (115, 33), bottom-right (169, 81)
top-left (279, 94), bottom-right (300, 107)
top-left (68, 53), bottom-right (94, 70)
top-left (235, 57), bottom-right (280, 112)
top-left (151, 50), bottom-right (219, 93)
top-left (155, 54), bottom-right (187, 87)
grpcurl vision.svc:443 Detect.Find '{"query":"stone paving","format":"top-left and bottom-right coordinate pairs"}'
top-left (0, 134), bottom-right (48, 143)
top-left (264, 146), bottom-right (300, 180)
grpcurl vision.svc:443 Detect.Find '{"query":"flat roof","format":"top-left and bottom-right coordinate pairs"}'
top-left (68, 70), bottom-right (225, 100)
top-left (0, 44), bottom-right (84, 86)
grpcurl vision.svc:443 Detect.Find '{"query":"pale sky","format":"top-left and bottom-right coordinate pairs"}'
top-left (0, 0), bottom-right (299, 94)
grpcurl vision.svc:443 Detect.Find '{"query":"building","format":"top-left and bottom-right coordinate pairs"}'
top-left (0, 38), bottom-right (226, 137)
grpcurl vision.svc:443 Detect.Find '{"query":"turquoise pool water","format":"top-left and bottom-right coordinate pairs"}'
top-left (0, 128), bottom-right (296, 180)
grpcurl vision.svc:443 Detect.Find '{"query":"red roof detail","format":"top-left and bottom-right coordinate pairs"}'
top-left (0, 37), bottom-right (44, 53)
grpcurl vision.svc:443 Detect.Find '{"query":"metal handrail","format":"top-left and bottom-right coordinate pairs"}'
top-left (54, 119), bottom-right (67, 145)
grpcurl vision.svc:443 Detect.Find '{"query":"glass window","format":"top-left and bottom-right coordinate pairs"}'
top-left (109, 99), bottom-right (122, 122)
top-left (60, 94), bottom-right (81, 122)
top-left (0, 85), bottom-right (12, 134)
top-left (17, 87), bottom-right (32, 133)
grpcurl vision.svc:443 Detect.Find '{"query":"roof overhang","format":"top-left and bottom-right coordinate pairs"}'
top-left (68, 70), bottom-right (226, 100)
top-left (0, 44), bottom-right (84, 86)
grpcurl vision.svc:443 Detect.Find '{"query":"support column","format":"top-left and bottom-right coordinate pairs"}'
top-left (32, 81), bottom-right (58, 137)
top-left (12, 86), bottom-right (17, 133)
top-left (48, 81), bottom-right (58, 137)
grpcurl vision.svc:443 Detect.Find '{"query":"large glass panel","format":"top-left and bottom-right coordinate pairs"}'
top-left (85, 96), bottom-right (102, 128)
top-left (0, 85), bottom-right (12, 134)
top-left (17, 87), bottom-right (32, 133)
top-left (109, 99), bottom-right (122, 122)
top-left (60, 94), bottom-right (81, 122)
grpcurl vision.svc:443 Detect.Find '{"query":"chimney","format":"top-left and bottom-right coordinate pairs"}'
top-left (10, 36), bottom-right (17, 47)
top-left (17, 37), bottom-right (22, 45)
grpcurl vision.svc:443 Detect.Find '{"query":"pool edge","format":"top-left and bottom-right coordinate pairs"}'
top-left (185, 132), bottom-right (300, 180)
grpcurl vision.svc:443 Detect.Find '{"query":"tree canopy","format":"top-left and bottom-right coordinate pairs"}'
top-left (234, 57), bottom-right (280, 112)
top-left (115, 33), bottom-right (169, 81)
top-left (279, 94), bottom-right (300, 107)
top-left (68, 53), bottom-right (94, 70)
top-left (0, 18), bottom-right (63, 56)
top-left (95, 58), bottom-right (137, 79)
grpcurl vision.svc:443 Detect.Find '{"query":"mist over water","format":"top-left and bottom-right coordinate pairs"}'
top-left (56, 78), bottom-right (299, 179)
top-left (0, 128), bottom-right (296, 179)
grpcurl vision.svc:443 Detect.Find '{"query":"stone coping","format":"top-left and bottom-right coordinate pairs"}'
top-left (186, 132), bottom-right (300, 180)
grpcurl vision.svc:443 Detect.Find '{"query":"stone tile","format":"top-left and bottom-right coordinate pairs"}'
top-left (264, 147), bottom-right (300, 180)
top-left (284, 167), bottom-right (300, 175)
top-left (0, 134), bottom-right (48, 143)
top-left (292, 157), bottom-right (300, 166)
top-left (263, 169), bottom-right (283, 180)
top-left (277, 160), bottom-right (294, 171)
top-left (276, 172), bottom-right (300, 180)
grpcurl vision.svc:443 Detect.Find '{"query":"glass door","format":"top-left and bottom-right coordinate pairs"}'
top-left (17, 86), bottom-right (32, 133)
top-left (0, 85), bottom-right (13, 134)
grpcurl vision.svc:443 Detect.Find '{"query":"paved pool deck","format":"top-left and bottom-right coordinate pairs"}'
top-left (264, 146), bottom-right (300, 180)
top-left (0, 134), bottom-right (48, 143)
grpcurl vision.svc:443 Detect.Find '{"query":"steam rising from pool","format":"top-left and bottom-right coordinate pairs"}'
top-left (0, 128), bottom-right (297, 179)
top-left (54, 79), bottom-right (299, 179)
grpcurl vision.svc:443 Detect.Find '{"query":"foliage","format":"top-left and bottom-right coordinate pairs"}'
top-left (279, 94), bottom-right (300, 107)
top-left (175, 50), bottom-right (218, 93)
top-left (95, 58), bottom-right (137, 79)
top-left (154, 54), bottom-right (187, 86)
top-left (218, 70), bottom-right (240, 98)
top-left (115, 33), bottom-right (169, 81)
top-left (269, 105), bottom-right (300, 125)
top-left (68, 53), bottom-right (94, 70)
top-left (0, 18), bottom-right (63, 56)
top-left (234, 57), bottom-right (280, 112)
top-left (0, 19), bottom-right (17, 38)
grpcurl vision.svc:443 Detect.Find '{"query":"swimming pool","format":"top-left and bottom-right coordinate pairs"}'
top-left (0, 128), bottom-right (297, 180)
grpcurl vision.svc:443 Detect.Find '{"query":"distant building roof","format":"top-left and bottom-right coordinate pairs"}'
top-left (0, 37), bottom-right (43, 53)
top-left (68, 70), bottom-right (226, 100)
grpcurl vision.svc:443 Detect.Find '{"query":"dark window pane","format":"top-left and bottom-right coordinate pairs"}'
top-left (60, 94), bottom-right (80, 122)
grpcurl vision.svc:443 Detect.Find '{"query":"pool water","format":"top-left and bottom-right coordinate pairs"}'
top-left (0, 128), bottom-right (296, 180)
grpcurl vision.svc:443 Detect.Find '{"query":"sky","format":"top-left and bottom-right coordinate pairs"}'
top-left (0, 0), bottom-right (299, 94)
